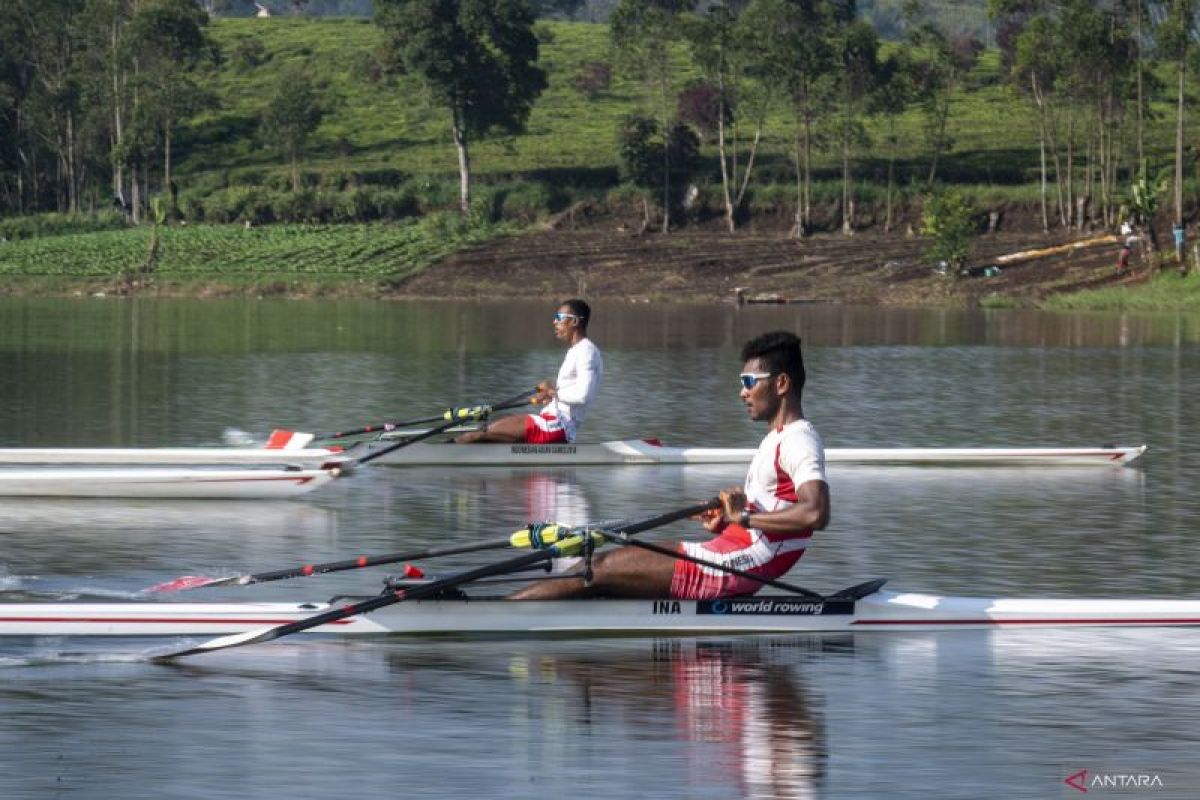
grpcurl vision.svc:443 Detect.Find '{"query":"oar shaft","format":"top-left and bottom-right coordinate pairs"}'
top-left (247, 538), bottom-right (513, 584)
top-left (162, 550), bottom-right (557, 657)
top-left (320, 393), bottom-right (534, 444)
top-left (354, 389), bottom-right (535, 466)
top-left (614, 499), bottom-right (721, 535)
top-left (323, 416), bottom-right (443, 441)
top-left (259, 500), bottom-right (717, 586)
top-left (273, 550), bottom-right (555, 639)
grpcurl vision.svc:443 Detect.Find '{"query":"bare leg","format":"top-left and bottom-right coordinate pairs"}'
top-left (454, 414), bottom-right (527, 443)
top-left (507, 544), bottom-right (679, 600)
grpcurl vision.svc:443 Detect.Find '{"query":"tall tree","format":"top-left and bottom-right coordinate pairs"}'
top-left (870, 47), bottom-right (915, 232)
top-left (124, 0), bottom-right (215, 209)
top-left (905, 11), bottom-right (982, 186)
top-left (829, 18), bottom-right (880, 235)
top-left (1155, 0), bottom-right (1197, 233)
top-left (610, 0), bottom-right (695, 232)
top-left (261, 69), bottom-right (324, 191)
top-left (683, 2), bottom-right (766, 232)
top-left (992, 1), bottom-right (1061, 231)
top-left (375, 0), bottom-right (547, 214)
top-left (616, 112), bottom-right (700, 231)
top-left (740, 0), bottom-right (848, 237)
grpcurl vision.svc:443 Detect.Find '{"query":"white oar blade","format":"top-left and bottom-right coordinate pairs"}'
top-left (283, 432), bottom-right (315, 450)
top-left (153, 626), bottom-right (276, 662)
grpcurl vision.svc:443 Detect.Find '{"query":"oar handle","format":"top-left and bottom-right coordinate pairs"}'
top-left (609, 499), bottom-right (721, 536)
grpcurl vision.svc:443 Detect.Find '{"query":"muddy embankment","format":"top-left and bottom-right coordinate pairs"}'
top-left (397, 201), bottom-right (1149, 307)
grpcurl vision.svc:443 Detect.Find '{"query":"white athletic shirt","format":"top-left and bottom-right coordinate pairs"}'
top-left (548, 337), bottom-right (603, 438)
top-left (743, 418), bottom-right (827, 515)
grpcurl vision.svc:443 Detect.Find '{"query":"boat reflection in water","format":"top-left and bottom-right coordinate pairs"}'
top-left (488, 637), bottom-right (843, 800)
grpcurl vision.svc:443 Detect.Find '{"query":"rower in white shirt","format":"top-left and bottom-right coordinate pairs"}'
top-left (455, 299), bottom-right (603, 444)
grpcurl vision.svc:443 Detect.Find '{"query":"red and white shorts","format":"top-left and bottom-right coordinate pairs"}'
top-left (523, 411), bottom-right (570, 444)
top-left (668, 524), bottom-right (810, 600)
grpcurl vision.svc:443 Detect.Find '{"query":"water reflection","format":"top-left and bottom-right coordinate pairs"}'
top-left (494, 639), bottom-right (833, 800)
top-left (0, 500), bottom-right (338, 599)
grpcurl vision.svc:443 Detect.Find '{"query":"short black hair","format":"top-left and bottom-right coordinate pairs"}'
top-left (741, 331), bottom-right (805, 393)
top-left (559, 298), bottom-right (591, 330)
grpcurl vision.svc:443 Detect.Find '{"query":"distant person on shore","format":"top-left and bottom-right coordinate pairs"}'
top-left (1117, 221), bottom-right (1135, 274)
top-left (456, 299), bottom-right (602, 445)
top-left (509, 330), bottom-right (829, 600)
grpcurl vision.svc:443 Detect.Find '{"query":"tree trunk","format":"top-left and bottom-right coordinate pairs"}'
top-left (886, 152), bottom-right (895, 233)
top-left (164, 127), bottom-right (172, 198)
top-left (716, 90), bottom-right (735, 233)
top-left (1034, 77), bottom-right (1049, 233)
top-left (841, 131), bottom-right (853, 236)
top-left (452, 114), bottom-right (471, 214)
top-left (1136, 0), bottom-right (1144, 167)
top-left (733, 123), bottom-right (762, 210)
top-left (66, 108), bottom-right (78, 214)
top-left (792, 130), bottom-right (803, 238)
top-left (111, 20), bottom-right (125, 212)
top-left (926, 97), bottom-right (948, 186)
top-left (659, 74), bottom-right (671, 233)
top-left (1175, 49), bottom-right (1185, 228)
top-left (130, 161), bottom-right (140, 225)
top-left (1065, 107), bottom-right (1075, 229)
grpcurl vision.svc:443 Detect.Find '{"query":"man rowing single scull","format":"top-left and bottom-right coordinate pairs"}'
top-left (510, 330), bottom-right (829, 599)
top-left (456, 298), bottom-right (603, 445)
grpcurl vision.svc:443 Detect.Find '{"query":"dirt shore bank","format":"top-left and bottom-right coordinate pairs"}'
top-left (395, 220), bottom-right (1143, 307)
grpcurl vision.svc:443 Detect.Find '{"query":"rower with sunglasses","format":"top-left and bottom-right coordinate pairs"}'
top-left (456, 299), bottom-right (603, 445)
top-left (509, 330), bottom-right (830, 600)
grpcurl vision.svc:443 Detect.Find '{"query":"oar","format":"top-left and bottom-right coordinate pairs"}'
top-left (311, 406), bottom-right (494, 441)
top-left (151, 499), bottom-right (719, 661)
top-left (146, 520), bottom-right (588, 593)
top-left (349, 387), bottom-right (536, 467)
top-left (268, 394), bottom-right (537, 450)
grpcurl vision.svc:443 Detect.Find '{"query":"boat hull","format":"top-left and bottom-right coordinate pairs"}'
top-left (0, 442), bottom-right (1146, 470)
top-left (364, 439), bottom-right (1147, 467)
top-left (0, 467), bottom-right (336, 499)
top-left (2, 590), bottom-right (1197, 637)
top-left (0, 447), bottom-right (342, 469)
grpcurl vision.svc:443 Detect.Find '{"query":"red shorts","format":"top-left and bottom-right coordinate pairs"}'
top-left (523, 411), bottom-right (569, 444)
top-left (668, 524), bottom-right (810, 600)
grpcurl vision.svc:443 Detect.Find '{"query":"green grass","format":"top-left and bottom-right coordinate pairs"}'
top-left (1041, 270), bottom-right (1200, 312)
top-left (0, 216), bottom-right (515, 287)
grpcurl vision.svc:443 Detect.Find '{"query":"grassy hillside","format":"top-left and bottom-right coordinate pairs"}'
top-left (174, 19), bottom-right (1005, 205)
top-left (168, 16), bottom-right (1200, 223)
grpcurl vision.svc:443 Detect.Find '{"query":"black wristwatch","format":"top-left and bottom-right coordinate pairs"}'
top-left (738, 509), bottom-right (752, 528)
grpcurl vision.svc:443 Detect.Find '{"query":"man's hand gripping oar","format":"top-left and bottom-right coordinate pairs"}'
top-left (150, 499), bottom-right (721, 661)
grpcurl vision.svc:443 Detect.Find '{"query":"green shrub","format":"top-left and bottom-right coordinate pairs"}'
top-left (920, 189), bottom-right (978, 269)
top-left (0, 211), bottom-right (126, 240)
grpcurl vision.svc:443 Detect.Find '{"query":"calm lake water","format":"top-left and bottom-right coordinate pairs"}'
top-left (1, 297), bottom-right (1199, 799)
